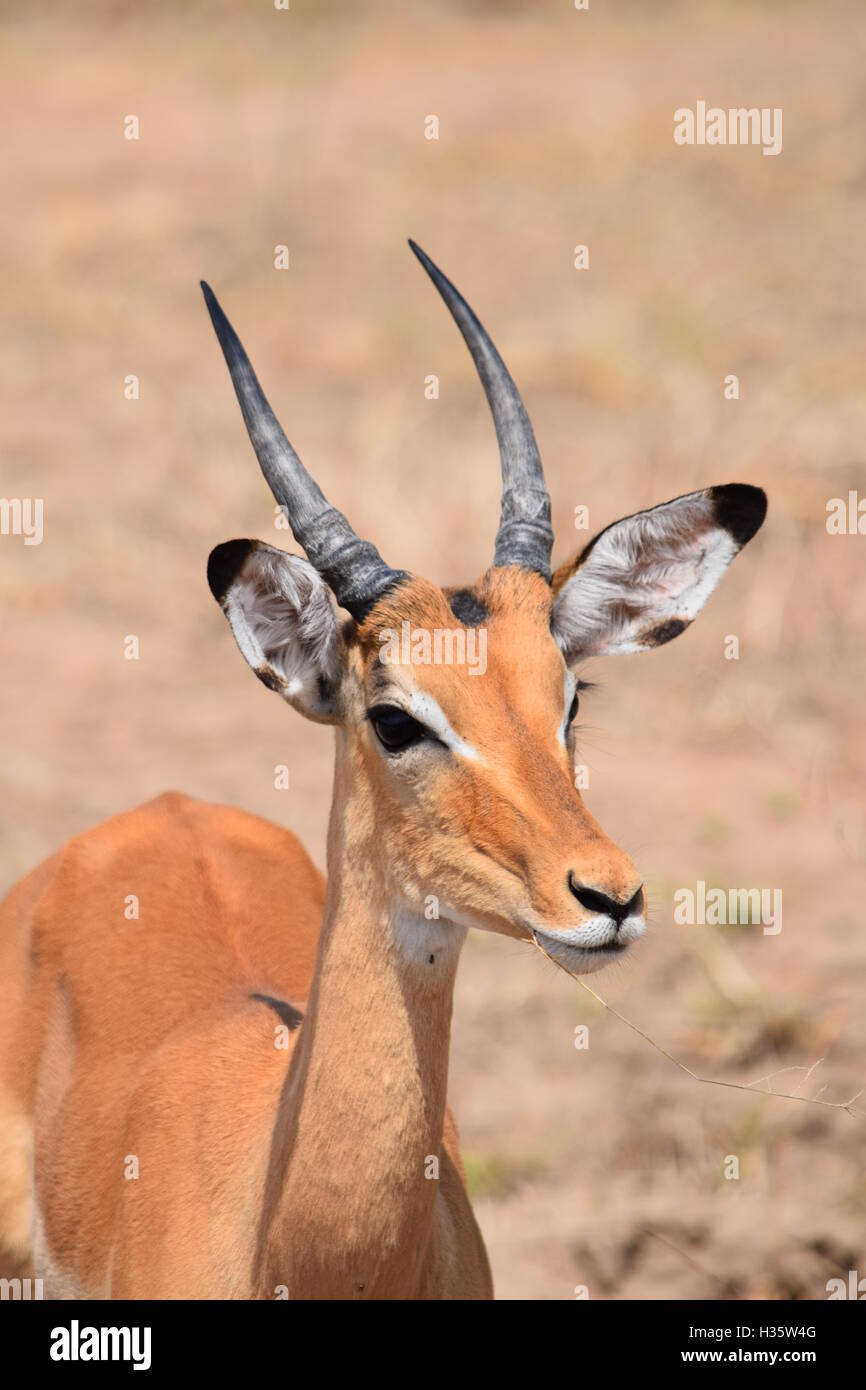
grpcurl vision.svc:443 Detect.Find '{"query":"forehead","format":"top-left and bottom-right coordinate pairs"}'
top-left (354, 567), bottom-right (566, 714)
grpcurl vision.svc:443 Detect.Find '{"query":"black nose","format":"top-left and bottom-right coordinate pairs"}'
top-left (568, 873), bottom-right (644, 926)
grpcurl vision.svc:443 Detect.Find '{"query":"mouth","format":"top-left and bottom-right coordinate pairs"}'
top-left (532, 920), bottom-right (644, 976)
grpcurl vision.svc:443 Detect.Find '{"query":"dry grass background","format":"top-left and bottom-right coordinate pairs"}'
top-left (1, 0), bottom-right (865, 1298)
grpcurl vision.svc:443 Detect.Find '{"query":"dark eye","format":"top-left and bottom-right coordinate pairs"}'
top-left (370, 705), bottom-right (426, 752)
top-left (567, 690), bottom-right (580, 725)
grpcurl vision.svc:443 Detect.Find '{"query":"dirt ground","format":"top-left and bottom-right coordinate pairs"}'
top-left (1, 1), bottom-right (864, 1299)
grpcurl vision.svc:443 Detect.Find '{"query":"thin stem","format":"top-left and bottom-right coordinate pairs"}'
top-left (531, 934), bottom-right (862, 1118)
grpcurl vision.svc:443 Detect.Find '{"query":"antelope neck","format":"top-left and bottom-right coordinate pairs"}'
top-left (259, 756), bottom-right (466, 1297)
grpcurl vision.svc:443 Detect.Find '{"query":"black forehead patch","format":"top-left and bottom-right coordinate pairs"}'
top-left (448, 589), bottom-right (487, 626)
top-left (251, 992), bottom-right (304, 1032)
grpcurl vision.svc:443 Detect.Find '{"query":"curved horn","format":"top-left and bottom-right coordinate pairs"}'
top-left (408, 241), bottom-right (553, 580)
top-left (201, 282), bottom-right (406, 621)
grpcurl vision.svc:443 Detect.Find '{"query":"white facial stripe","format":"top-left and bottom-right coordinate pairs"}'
top-left (559, 669), bottom-right (577, 745)
top-left (408, 690), bottom-right (483, 762)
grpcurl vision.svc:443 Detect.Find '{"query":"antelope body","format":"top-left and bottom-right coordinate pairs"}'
top-left (0, 243), bottom-right (766, 1298)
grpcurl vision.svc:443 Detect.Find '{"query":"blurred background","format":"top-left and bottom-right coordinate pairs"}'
top-left (1, 0), bottom-right (865, 1298)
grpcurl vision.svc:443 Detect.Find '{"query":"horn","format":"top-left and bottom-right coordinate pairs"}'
top-left (408, 241), bottom-right (553, 580)
top-left (201, 282), bottom-right (406, 621)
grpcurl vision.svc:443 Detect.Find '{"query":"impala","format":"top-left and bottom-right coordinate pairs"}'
top-left (0, 243), bottom-right (766, 1299)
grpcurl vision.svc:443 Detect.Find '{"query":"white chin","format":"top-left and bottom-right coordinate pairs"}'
top-left (533, 933), bottom-right (630, 975)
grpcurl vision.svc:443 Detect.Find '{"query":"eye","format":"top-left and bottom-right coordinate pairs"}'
top-left (369, 704), bottom-right (426, 752)
top-left (566, 679), bottom-right (593, 728)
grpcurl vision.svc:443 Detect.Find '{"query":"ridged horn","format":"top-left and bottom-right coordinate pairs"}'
top-left (201, 282), bottom-right (406, 621)
top-left (408, 241), bottom-right (553, 580)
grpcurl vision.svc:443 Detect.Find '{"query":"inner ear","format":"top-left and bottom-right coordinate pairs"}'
top-left (551, 483), bottom-right (766, 664)
top-left (208, 539), bottom-right (343, 723)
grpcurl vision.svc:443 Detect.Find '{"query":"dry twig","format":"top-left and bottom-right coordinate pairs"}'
top-left (532, 934), bottom-right (862, 1117)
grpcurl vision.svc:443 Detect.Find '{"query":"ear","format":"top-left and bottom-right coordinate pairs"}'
top-left (207, 539), bottom-right (343, 722)
top-left (551, 483), bottom-right (767, 664)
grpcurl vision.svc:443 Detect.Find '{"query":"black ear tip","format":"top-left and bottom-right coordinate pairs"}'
top-left (711, 484), bottom-right (768, 546)
top-left (207, 539), bottom-right (255, 604)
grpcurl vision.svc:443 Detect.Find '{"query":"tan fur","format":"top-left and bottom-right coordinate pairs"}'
top-left (0, 565), bottom-right (647, 1300)
top-left (0, 788), bottom-right (491, 1299)
top-left (352, 569), bottom-right (641, 936)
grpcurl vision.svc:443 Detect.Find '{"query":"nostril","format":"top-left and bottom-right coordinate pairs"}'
top-left (568, 872), bottom-right (644, 925)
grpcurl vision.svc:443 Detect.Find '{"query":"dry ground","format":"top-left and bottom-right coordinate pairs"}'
top-left (1, 0), bottom-right (865, 1298)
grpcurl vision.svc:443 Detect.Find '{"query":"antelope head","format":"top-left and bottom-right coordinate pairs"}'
top-left (203, 243), bottom-right (766, 975)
